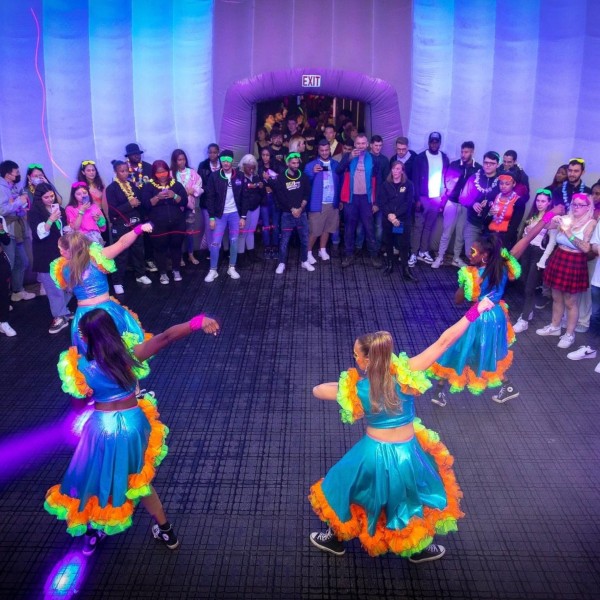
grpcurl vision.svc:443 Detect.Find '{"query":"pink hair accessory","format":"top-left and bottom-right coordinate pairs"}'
top-left (71, 181), bottom-right (87, 189)
top-left (465, 305), bottom-right (481, 323)
top-left (133, 224), bottom-right (144, 235)
top-left (189, 314), bottom-right (206, 331)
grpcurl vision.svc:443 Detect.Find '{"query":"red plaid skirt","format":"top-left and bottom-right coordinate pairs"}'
top-left (544, 247), bottom-right (589, 294)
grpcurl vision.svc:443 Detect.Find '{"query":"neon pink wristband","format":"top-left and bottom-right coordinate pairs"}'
top-left (133, 224), bottom-right (144, 235)
top-left (465, 305), bottom-right (480, 323)
top-left (189, 314), bottom-right (206, 331)
top-left (542, 211), bottom-right (555, 224)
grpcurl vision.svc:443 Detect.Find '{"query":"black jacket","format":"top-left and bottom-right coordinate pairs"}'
top-left (378, 179), bottom-right (414, 221)
top-left (445, 159), bottom-right (482, 202)
top-left (234, 173), bottom-right (266, 217)
top-left (413, 151), bottom-right (450, 198)
top-left (28, 201), bottom-right (67, 272)
top-left (205, 169), bottom-right (242, 219)
top-left (141, 181), bottom-right (188, 225)
top-left (389, 150), bottom-right (417, 183)
top-left (197, 159), bottom-right (221, 209)
top-left (271, 171), bottom-right (311, 213)
top-left (105, 181), bottom-right (142, 224)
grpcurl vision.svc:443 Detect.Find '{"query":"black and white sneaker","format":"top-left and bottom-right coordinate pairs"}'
top-left (309, 528), bottom-right (345, 556)
top-left (431, 391), bottom-right (447, 407)
top-left (491, 383), bottom-right (519, 403)
top-left (146, 260), bottom-right (158, 273)
top-left (49, 316), bottom-right (69, 335)
top-left (152, 523), bottom-right (179, 550)
top-left (408, 543), bottom-right (446, 563)
top-left (82, 530), bottom-right (106, 556)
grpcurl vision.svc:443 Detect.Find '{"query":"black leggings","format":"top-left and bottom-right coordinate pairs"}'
top-left (519, 244), bottom-right (545, 319)
top-left (382, 220), bottom-right (411, 265)
top-left (0, 251), bottom-right (12, 321)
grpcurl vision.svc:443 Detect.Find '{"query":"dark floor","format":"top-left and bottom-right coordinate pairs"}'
top-left (1, 250), bottom-right (599, 600)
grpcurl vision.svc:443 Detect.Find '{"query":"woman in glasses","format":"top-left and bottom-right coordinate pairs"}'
top-left (77, 160), bottom-right (108, 219)
top-left (536, 193), bottom-right (597, 350)
top-left (309, 297), bottom-right (493, 561)
top-left (428, 233), bottom-right (521, 405)
top-left (512, 190), bottom-right (557, 333)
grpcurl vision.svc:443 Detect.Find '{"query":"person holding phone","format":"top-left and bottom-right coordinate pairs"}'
top-left (28, 183), bottom-right (73, 334)
top-left (378, 160), bottom-right (416, 281)
top-left (66, 182), bottom-right (107, 245)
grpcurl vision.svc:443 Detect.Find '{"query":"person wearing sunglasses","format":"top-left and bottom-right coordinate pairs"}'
top-left (551, 158), bottom-right (591, 211)
top-left (308, 297), bottom-right (493, 561)
top-left (428, 234), bottom-right (521, 405)
top-left (536, 193), bottom-right (596, 350)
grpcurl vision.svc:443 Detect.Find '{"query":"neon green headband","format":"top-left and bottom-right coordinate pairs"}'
top-left (220, 156), bottom-right (233, 163)
top-left (286, 152), bottom-right (301, 162)
top-left (535, 188), bottom-right (552, 197)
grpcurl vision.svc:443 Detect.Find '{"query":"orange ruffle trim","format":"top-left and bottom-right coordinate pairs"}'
top-left (44, 394), bottom-right (168, 536)
top-left (109, 295), bottom-right (153, 342)
top-left (308, 423), bottom-right (464, 557)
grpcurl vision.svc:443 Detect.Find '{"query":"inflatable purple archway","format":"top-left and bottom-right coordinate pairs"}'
top-left (219, 68), bottom-right (402, 159)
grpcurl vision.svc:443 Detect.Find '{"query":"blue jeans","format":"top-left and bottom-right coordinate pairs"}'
top-left (38, 272), bottom-right (71, 318)
top-left (4, 239), bottom-right (29, 293)
top-left (344, 195), bottom-right (377, 257)
top-left (279, 212), bottom-right (308, 263)
top-left (260, 193), bottom-right (281, 247)
top-left (355, 210), bottom-right (382, 251)
top-left (210, 211), bottom-right (239, 269)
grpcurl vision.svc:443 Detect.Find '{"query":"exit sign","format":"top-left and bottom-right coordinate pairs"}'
top-left (302, 75), bottom-right (321, 88)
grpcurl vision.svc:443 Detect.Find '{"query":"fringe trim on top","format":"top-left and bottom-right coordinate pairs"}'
top-left (57, 347), bottom-right (92, 399)
top-left (501, 248), bottom-right (522, 281)
top-left (89, 243), bottom-right (116, 274)
top-left (457, 266), bottom-right (481, 301)
top-left (49, 257), bottom-right (68, 290)
top-left (308, 419), bottom-right (464, 557)
top-left (44, 393), bottom-right (168, 536)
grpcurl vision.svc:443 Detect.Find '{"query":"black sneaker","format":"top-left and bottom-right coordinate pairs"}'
top-left (491, 383), bottom-right (519, 404)
top-left (152, 523), bottom-right (179, 550)
top-left (408, 543), bottom-right (446, 563)
top-left (371, 256), bottom-right (383, 269)
top-left (309, 528), bottom-right (345, 556)
top-left (82, 530), bottom-right (106, 556)
top-left (341, 256), bottom-right (355, 268)
top-left (534, 298), bottom-right (549, 310)
top-left (431, 391), bottom-right (447, 407)
top-left (49, 316), bottom-right (69, 335)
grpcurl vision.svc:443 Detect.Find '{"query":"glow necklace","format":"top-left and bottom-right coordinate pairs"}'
top-left (285, 169), bottom-right (301, 181)
top-left (115, 178), bottom-right (136, 201)
top-left (150, 178), bottom-right (175, 190)
top-left (562, 180), bottom-right (585, 209)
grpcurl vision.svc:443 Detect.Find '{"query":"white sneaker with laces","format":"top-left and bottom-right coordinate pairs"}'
top-left (408, 254), bottom-right (417, 267)
top-left (173, 270), bottom-right (183, 282)
top-left (536, 324), bottom-right (561, 337)
top-left (136, 275), bottom-right (152, 285)
top-left (557, 333), bottom-right (575, 349)
top-left (417, 251), bottom-right (434, 264)
top-left (275, 263), bottom-right (286, 275)
top-left (301, 261), bottom-right (315, 272)
top-left (227, 266), bottom-right (240, 279)
top-left (567, 345), bottom-right (596, 360)
top-left (431, 257), bottom-right (443, 269)
top-left (0, 322), bottom-right (17, 337)
top-left (307, 251), bottom-right (317, 265)
top-left (113, 284), bottom-right (125, 295)
top-left (11, 290), bottom-right (36, 302)
top-left (318, 248), bottom-right (330, 261)
top-left (452, 257), bottom-right (467, 268)
top-left (204, 269), bottom-right (218, 283)
top-left (160, 274), bottom-right (170, 285)
top-left (513, 317), bottom-right (529, 333)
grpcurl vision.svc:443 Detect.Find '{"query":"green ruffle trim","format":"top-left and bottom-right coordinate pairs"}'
top-left (89, 519), bottom-right (132, 536)
top-left (57, 348), bottom-right (88, 399)
top-left (391, 353), bottom-right (432, 395)
top-left (457, 266), bottom-right (477, 301)
top-left (121, 331), bottom-right (150, 380)
top-left (337, 370), bottom-right (359, 424)
top-left (501, 248), bottom-right (522, 280)
top-left (89, 242), bottom-right (116, 274)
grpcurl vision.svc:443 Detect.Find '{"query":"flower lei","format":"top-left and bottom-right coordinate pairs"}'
top-left (501, 248), bottom-right (521, 281)
top-left (490, 192), bottom-right (518, 224)
top-left (562, 180), bottom-right (585, 210)
top-left (473, 170), bottom-right (498, 195)
top-left (149, 178), bottom-right (176, 190)
top-left (457, 266), bottom-right (481, 301)
top-left (116, 178), bottom-right (136, 201)
top-left (127, 162), bottom-right (148, 188)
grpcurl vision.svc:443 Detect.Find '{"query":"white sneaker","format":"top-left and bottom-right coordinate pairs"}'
top-left (160, 274), bottom-right (170, 285)
top-left (431, 257), bottom-right (443, 269)
top-left (408, 254), bottom-right (417, 267)
top-left (417, 251), bottom-right (434, 264)
top-left (173, 270), bottom-right (182, 282)
top-left (227, 266), bottom-right (240, 279)
top-left (452, 257), bottom-right (467, 268)
top-left (318, 248), bottom-right (330, 261)
top-left (204, 269), bottom-right (219, 283)
top-left (301, 261), bottom-right (315, 272)
top-left (557, 333), bottom-right (575, 349)
top-left (0, 322), bottom-right (16, 337)
top-left (307, 251), bottom-right (317, 265)
top-left (536, 324), bottom-right (561, 337)
top-left (11, 290), bottom-right (36, 301)
top-left (136, 275), bottom-right (152, 285)
top-left (146, 260), bottom-right (158, 272)
top-left (113, 284), bottom-right (125, 295)
top-left (275, 263), bottom-right (286, 275)
top-left (567, 345), bottom-right (597, 361)
top-left (513, 317), bottom-right (529, 333)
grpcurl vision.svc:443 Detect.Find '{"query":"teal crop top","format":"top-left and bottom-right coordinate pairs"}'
top-left (357, 379), bottom-right (415, 428)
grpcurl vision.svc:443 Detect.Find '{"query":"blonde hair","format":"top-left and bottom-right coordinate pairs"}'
top-left (288, 135), bottom-right (306, 153)
top-left (569, 194), bottom-right (596, 231)
top-left (59, 231), bottom-right (92, 288)
top-left (356, 331), bottom-right (400, 413)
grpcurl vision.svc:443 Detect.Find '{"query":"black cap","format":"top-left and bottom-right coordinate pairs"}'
top-left (125, 143), bottom-right (144, 156)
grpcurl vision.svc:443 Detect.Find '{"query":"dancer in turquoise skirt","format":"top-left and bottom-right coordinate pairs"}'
top-left (45, 308), bottom-right (219, 554)
top-left (50, 227), bottom-right (152, 353)
top-left (309, 296), bottom-right (493, 561)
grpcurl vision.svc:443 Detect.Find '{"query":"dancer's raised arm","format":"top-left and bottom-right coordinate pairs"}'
top-left (102, 222), bottom-right (153, 260)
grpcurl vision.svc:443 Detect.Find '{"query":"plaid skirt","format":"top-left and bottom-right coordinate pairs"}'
top-left (544, 247), bottom-right (589, 294)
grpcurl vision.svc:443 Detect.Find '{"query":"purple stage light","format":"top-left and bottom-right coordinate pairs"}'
top-left (44, 551), bottom-right (88, 599)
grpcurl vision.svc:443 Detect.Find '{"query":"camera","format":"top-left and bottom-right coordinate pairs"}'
top-left (321, 165), bottom-right (329, 171)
